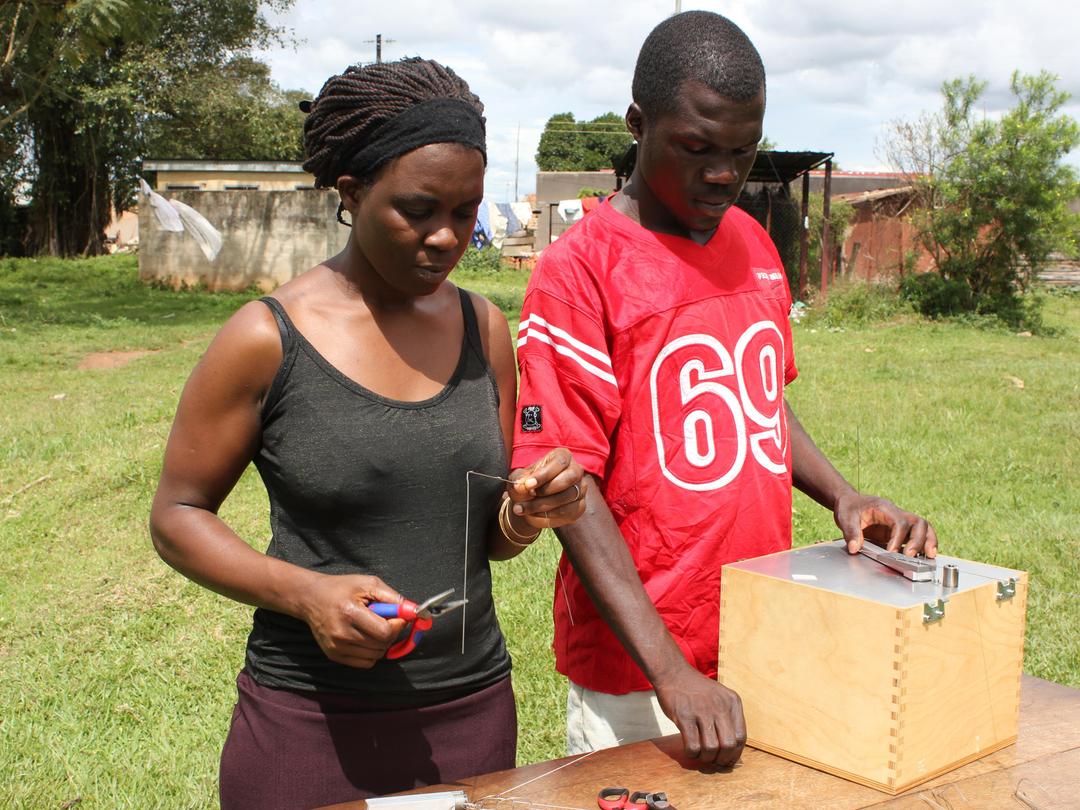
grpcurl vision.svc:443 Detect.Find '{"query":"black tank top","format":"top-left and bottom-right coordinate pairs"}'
top-left (245, 288), bottom-right (511, 704)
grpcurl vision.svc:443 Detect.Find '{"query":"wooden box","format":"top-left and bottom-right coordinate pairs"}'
top-left (717, 541), bottom-right (1028, 794)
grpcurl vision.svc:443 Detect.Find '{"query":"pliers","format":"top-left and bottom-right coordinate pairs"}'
top-left (598, 788), bottom-right (674, 810)
top-left (368, 588), bottom-right (468, 660)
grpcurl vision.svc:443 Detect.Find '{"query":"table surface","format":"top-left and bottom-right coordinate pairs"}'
top-left (323, 675), bottom-right (1080, 810)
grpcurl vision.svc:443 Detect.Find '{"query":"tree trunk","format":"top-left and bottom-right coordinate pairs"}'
top-left (26, 98), bottom-right (109, 257)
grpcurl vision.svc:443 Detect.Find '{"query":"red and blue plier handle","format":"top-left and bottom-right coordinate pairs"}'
top-left (368, 588), bottom-right (466, 660)
top-left (598, 788), bottom-right (673, 810)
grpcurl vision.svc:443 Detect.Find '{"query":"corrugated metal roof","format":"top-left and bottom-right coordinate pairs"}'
top-left (749, 151), bottom-right (833, 184)
top-left (834, 185), bottom-right (916, 204)
top-left (143, 160), bottom-right (306, 173)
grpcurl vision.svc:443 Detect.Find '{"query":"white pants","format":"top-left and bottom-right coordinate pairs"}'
top-left (566, 680), bottom-right (680, 755)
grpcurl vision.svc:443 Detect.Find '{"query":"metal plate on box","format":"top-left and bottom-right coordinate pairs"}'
top-left (725, 541), bottom-right (1024, 609)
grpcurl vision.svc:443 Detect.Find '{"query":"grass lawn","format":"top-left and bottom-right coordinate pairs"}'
top-left (1, 255), bottom-right (1077, 808)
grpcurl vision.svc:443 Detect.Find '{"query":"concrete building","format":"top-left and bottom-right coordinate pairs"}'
top-left (534, 170), bottom-right (619, 250)
top-left (144, 160), bottom-right (314, 191)
top-left (138, 188), bottom-right (345, 291)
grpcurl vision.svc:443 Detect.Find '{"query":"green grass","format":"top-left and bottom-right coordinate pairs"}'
top-left (1, 257), bottom-right (1077, 807)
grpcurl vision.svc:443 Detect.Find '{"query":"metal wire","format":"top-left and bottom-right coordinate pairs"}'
top-left (466, 799), bottom-right (590, 810)
top-left (463, 470), bottom-right (525, 652)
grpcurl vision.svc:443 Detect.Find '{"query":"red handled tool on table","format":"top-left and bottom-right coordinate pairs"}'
top-left (598, 788), bottom-right (675, 810)
top-left (368, 588), bottom-right (467, 660)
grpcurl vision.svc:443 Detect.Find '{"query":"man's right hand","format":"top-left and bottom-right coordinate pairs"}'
top-left (300, 574), bottom-right (407, 668)
top-left (654, 663), bottom-right (747, 768)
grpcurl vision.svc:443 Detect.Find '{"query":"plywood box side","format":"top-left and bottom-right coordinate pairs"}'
top-left (893, 589), bottom-right (998, 787)
top-left (718, 566), bottom-right (902, 787)
top-left (892, 575), bottom-right (1028, 790)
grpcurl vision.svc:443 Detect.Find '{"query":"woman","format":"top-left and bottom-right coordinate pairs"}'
top-left (149, 57), bottom-right (586, 809)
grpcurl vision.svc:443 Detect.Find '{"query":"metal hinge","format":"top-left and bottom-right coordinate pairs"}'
top-left (996, 578), bottom-right (1017, 602)
top-left (923, 599), bottom-right (946, 624)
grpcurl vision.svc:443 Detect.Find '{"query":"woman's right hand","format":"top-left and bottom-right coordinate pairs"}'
top-left (300, 574), bottom-right (408, 669)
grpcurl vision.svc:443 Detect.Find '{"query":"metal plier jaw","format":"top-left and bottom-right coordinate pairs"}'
top-left (368, 588), bottom-right (468, 659)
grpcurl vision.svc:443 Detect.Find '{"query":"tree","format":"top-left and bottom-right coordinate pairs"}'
top-left (0, 0), bottom-right (132, 132)
top-left (536, 112), bottom-right (633, 172)
top-left (883, 71), bottom-right (1080, 325)
top-left (2, 0), bottom-right (296, 256)
top-left (1, 1), bottom-right (139, 254)
top-left (144, 57), bottom-right (305, 161)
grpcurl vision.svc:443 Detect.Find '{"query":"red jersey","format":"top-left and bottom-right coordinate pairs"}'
top-left (512, 202), bottom-right (798, 694)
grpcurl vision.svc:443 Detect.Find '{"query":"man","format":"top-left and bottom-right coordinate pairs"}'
top-left (511, 11), bottom-right (938, 769)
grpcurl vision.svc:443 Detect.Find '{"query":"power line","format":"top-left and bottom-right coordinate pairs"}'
top-left (543, 122), bottom-right (627, 129)
top-left (539, 129), bottom-right (633, 136)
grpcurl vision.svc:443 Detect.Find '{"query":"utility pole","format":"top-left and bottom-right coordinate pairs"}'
top-left (363, 34), bottom-right (396, 64)
top-left (675, 0), bottom-right (681, 12)
top-left (513, 123), bottom-right (520, 201)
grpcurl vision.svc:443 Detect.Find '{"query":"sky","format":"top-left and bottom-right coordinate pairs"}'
top-left (255, 0), bottom-right (1080, 202)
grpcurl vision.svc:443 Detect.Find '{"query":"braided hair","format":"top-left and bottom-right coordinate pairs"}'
top-left (301, 57), bottom-right (485, 189)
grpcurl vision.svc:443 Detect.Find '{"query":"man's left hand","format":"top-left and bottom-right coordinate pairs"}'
top-left (834, 492), bottom-right (938, 558)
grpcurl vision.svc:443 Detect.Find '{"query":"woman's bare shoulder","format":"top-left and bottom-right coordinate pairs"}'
top-left (209, 265), bottom-right (333, 371)
top-left (462, 288), bottom-right (510, 342)
top-left (458, 287), bottom-right (514, 377)
top-left (195, 299), bottom-right (284, 399)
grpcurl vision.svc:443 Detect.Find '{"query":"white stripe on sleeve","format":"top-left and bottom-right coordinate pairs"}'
top-left (518, 315), bottom-right (617, 388)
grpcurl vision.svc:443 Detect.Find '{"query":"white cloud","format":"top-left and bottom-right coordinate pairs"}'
top-left (256, 0), bottom-right (1080, 198)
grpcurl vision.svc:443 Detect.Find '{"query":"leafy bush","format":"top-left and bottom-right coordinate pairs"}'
top-left (901, 271), bottom-right (1057, 332)
top-left (804, 280), bottom-right (910, 328)
top-left (900, 271), bottom-right (1052, 333)
top-left (455, 246), bottom-right (505, 275)
top-left (577, 187), bottom-right (609, 199)
top-left (899, 273), bottom-right (973, 319)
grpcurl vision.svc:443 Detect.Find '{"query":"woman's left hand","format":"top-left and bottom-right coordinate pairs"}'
top-left (506, 448), bottom-right (587, 530)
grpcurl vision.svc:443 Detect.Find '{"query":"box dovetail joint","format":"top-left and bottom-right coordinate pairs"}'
top-left (717, 542), bottom-right (1027, 795)
top-left (888, 608), bottom-right (914, 789)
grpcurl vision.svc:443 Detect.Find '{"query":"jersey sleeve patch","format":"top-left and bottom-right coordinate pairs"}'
top-left (520, 404), bottom-right (542, 432)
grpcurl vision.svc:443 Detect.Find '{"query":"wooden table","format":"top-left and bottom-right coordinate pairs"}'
top-left (323, 675), bottom-right (1080, 809)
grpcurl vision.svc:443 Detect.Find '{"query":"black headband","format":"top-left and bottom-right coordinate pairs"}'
top-left (339, 97), bottom-right (487, 181)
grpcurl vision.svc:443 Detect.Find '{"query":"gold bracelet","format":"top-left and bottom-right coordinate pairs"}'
top-left (499, 496), bottom-right (540, 548)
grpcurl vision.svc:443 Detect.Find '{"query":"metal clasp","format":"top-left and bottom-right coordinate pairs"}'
top-left (923, 599), bottom-right (946, 624)
top-left (996, 578), bottom-right (1017, 601)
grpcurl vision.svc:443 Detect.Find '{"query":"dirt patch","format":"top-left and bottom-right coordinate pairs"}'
top-left (77, 349), bottom-right (160, 370)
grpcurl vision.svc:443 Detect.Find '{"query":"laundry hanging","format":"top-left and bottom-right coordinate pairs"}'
top-left (495, 202), bottom-right (522, 236)
top-left (557, 199), bottom-right (584, 223)
top-left (509, 202), bottom-right (532, 231)
top-left (138, 179), bottom-right (223, 261)
top-left (472, 199), bottom-right (493, 247)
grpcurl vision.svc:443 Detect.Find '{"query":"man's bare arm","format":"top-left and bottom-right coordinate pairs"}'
top-left (556, 475), bottom-right (746, 767)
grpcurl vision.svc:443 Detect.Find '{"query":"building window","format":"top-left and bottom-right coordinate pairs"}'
top-left (295, 184), bottom-right (317, 190)
top-left (165, 184), bottom-right (201, 190)
top-left (224, 183), bottom-right (260, 190)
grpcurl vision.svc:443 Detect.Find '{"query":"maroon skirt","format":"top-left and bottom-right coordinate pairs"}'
top-left (219, 670), bottom-right (517, 810)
